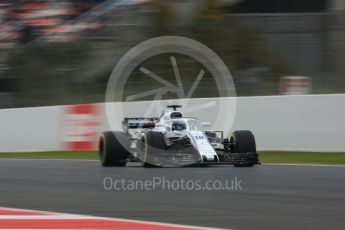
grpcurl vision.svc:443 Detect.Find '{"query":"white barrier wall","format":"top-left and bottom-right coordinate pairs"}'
top-left (232, 95), bottom-right (345, 151)
top-left (0, 106), bottom-right (61, 152)
top-left (0, 94), bottom-right (344, 152)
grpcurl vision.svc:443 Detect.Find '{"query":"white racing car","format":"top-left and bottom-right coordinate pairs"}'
top-left (99, 105), bottom-right (260, 167)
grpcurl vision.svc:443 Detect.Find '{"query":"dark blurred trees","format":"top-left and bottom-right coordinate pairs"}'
top-left (2, 0), bottom-right (333, 108)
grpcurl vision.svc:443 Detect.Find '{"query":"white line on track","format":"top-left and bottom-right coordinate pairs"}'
top-left (1, 159), bottom-right (345, 168)
top-left (0, 215), bottom-right (90, 219)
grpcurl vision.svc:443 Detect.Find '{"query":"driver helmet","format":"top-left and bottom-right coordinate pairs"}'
top-left (172, 121), bottom-right (186, 131)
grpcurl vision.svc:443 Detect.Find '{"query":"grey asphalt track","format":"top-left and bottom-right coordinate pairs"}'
top-left (0, 160), bottom-right (344, 230)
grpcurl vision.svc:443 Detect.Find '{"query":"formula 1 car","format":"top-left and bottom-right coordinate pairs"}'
top-left (99, 105), bottom-right (260, 167)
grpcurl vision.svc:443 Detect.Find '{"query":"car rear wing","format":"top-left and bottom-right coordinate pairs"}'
top-left (122, 117), bottom-right (159, 129)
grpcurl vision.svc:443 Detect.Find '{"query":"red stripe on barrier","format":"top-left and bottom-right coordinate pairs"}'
top-left (62, 104), bottom-right (100, 151)
top-left (67, 104), bottom-right (98, 115)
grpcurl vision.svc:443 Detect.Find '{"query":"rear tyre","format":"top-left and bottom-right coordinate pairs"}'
top-left (99, 131), bottom-right (130, 167)
top-left (143, 131), bottom-right (166, 167)
top-left (230, 130), bottom-right (256, 167)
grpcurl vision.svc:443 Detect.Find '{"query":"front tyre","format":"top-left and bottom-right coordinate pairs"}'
top-left (99, 131), bottom-right (130, 167)
top-left (230, 130), bottom-right (258, 167)
top-left (142, 131), bottom-right (167, 167)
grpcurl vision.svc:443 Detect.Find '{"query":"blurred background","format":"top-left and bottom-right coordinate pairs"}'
top-left (0, 0), bottom-right (344, 108)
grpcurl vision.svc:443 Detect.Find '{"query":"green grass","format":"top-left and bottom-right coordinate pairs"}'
top-left (0, 151), bottom-right (345, 165)
top-left (260, 151), bottom-right (345, 165)
top-left (0, 151), bottom-right (99, 160)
